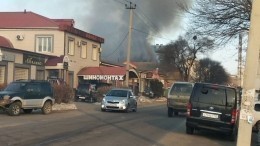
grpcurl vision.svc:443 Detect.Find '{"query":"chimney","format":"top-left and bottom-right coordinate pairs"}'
top-left (24, 9), bottom-right (26, 14)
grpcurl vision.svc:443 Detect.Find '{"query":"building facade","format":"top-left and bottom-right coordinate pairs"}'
top-left (0, 11), bottom-right (104, 88)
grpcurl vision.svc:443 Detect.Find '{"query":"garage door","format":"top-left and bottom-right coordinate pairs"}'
top-left (14, 67), bottom-right (29, 80)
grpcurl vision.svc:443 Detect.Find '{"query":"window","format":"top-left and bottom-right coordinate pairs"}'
top-left (14, 68), bottom-right (29, 81)
top-left (81, 43), bottom-right (87, 58)
top-left (0, 66), bottom-right (5, 84)
top-left (196, 86), bottom-right (226, 106)
top-left (36, 36), bottom-right (53, 53)
top-left (68, 39), bottom-right (75, 55)
top-left (92, 45), bottom-right (98, 60)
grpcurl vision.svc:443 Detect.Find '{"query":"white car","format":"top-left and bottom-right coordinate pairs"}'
top-left (101, 88), bottom-right (137, 112)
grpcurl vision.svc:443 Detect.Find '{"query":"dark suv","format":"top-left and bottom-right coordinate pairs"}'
top-left (186, 83), bottom-right (238, 141)
top-left (0, 80), bottom-right (55, 116)
top-left (75, 83), bottom-right (95, 102)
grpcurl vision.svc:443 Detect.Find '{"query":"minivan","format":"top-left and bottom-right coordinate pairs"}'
top-left (186, 83), bottom-right (238, 141)
top-left (167, 82), bottom-right (193, 117)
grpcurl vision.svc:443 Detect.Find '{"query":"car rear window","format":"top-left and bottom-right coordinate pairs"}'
top-left (193, 84), bottom-right (236, 106)
top-left (169, 83), bottom-right (193, 96)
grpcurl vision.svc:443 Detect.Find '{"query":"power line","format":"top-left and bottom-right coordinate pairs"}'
top-left (103, 31), bottom-right (129, 58)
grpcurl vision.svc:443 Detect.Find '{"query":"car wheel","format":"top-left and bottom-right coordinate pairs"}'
top-left (125, 104), bottom-right (130, 113)
top-left (186, 126), bottom-right (194, 134)
top-left (168, 107), bottom-right (173, 117)
top-left (42, 101), bottom-right (52, 114)
top-left (8, 102), bottom-right (22, 116)
top-left (133, 103), bottom-right (137, 112)
top-left (174, 111), bottom-right (178, 116)
top-left (23, 109), bottom-right (33, 114)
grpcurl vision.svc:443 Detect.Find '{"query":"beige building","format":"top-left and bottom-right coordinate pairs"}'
top-left (0, 11), bottom-right (104, 88)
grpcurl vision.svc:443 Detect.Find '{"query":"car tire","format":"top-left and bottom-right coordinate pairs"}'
top-left (133, 103), bottom-right (137, 112)
top-left (125, 104), bottom-right (130, 113)
top-left (8, 102), bottom-right (22, 116)
top-left (186, 126), bottom-right (194, 134)
top-left (168, 107), bottom-right (173, 117)
top-left (42, 101), bottom-right (52, 114)
top-left (23, 109), bottom-right (33, 114)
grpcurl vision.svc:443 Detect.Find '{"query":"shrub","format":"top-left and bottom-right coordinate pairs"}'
top-left (53, 84), bottom-right (74, 104)
top-left (150, 79), bottom-right (164, 98)
top-left (94, 86), bottom-right (113, 102)
top-left (0, 83), bottom-right (7, 90)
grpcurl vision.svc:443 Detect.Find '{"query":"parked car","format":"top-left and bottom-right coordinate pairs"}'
top-left (101, 88), bottom-right (137, 112)
top-left (75, 83), bottom-right (96, 102)
top-left (0, 80), bottom-right (55, 116)
top-left (144, 87), bottom-right (154, 98)
top-left (167, 82), bottom-right (193, 116)
top-left (186, 82), bottom-right (238, 141)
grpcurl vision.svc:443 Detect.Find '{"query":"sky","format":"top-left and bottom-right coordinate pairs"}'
top-left (0, 0), bottom-right (241, 75)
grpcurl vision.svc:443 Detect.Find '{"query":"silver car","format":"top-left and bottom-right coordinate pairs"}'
top-left (101, 88), bottom-right (137, 112)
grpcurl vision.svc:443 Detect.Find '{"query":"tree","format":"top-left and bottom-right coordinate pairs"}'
top-left (150, 79), bottom-right (163, 98)
top-left (192, 58), bottom-right (229, 84)
top-left (180, 0), bottom-right (252, 44)
top-left (157, 35), bottom-right (214, 81)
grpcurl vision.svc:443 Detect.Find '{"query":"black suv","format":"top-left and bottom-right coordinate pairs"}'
top-left (75, 83), bottom-right (95, 102)
top-left (0, 80), bottom-right (55, 116)
top-left (186, 83), bottom-right (238, 141)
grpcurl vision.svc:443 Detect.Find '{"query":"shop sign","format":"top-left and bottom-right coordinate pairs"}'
top-left (23, 54), bottom-right (45, 66)
top-left (2, 52), bottom-right (15, 62)
top-left (84, 75), bottom-right (124, 81)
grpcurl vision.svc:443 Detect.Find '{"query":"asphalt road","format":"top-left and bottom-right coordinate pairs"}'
top-left (0, 102), bottom-right (247, 146)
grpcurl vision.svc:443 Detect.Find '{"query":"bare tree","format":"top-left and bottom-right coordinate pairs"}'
top-left (192, 58), bottom-right (229, 84)
top-left (180, 0), bottom-right (252, 44)
top-left (157, 35), bottom-right (214, 81)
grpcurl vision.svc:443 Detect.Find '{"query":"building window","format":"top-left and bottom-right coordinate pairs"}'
top-left (36, 36), bottom-right (53, 53)
top-left (14, 68), bottom-right (29, 81)
top-left (81, 43), bottom-right (87, 58)
top-left (68, 39), bottom-right (75, 55)
top-left (0, 66), bottom-right (5, 84)
top-left (92, 45), bottom-right (98, 61)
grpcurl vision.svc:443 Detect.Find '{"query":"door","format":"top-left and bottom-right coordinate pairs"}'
top-left (23, 83), bottom-right (43, 107)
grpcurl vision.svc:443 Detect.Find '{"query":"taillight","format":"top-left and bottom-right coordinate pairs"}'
top-left (231, 108), bottom-right (237, 124)
top-left (187, 102), bottom-right (192, 117)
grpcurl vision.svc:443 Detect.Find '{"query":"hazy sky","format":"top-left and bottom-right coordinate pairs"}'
top-left (0, 0), bottom-right (239, 75)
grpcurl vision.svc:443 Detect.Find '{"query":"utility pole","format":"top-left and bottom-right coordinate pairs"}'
top-left (125, 2), bottom-right (136, 87)
top-left (238, 33), bottom-right (243, 87)
top-left (237, 1), bottom-right (260, 146)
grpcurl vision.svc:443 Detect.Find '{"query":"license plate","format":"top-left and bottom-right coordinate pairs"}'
top-left (79, 97), bottom-right (85, 99)
top-left (202, 113), bottom-right (218, 119)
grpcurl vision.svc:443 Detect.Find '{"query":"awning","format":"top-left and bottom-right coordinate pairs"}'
top-left (77, 66), bottom-right (126, 80)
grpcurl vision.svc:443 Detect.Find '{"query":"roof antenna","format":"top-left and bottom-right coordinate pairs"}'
top-left (24, 9), bottom-right (26, 13)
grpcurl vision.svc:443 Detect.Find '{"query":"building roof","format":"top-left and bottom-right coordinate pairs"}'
top-left (0, 11), bottom-right (104, 43)
top-left (0, 36), bottom-right (14, 48)
top-left (77, 66), bottom-right (126, 76)
top-left (0, 11), bottom-right (59, 28)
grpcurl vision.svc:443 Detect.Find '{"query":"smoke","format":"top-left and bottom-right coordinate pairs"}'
top-left (1, 0), bottom-right (192, 63)
top-left (77, 0), bottom-right (193, 63)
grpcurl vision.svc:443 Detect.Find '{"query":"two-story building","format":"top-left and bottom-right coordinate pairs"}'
top-left (0, 10), bottom-right (104, 88)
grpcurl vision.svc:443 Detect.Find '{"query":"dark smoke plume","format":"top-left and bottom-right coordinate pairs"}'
top-left (79, 0), bottom-right (192, 63)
